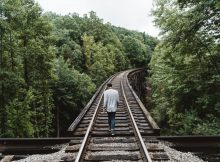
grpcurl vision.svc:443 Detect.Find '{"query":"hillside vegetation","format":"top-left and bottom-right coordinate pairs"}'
top-left (149, 0), bottom-right (220, 135)
top-left (0, 0), bottom-right (156, 137)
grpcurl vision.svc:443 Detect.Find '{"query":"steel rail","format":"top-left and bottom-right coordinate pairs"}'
top-left (74, 88), bottom-right (105, 162)
top-left (68, 73), bottom-right (116, 131)
top-left (121, 72), bottom-right (152, 162)
top-left (127, 69), bottom-right (160, 132)
top-left (74, 74), bottom-right (117, 162)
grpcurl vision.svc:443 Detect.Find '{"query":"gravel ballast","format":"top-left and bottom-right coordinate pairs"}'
top-left (159, 141), bottom-right (205, 162)
top-left (12, 139), bottom-right (205, 162)
top-left (13, 144), bottom-right (76, 162)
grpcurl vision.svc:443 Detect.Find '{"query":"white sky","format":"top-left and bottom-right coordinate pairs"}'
top-left (35, 0), bottom-right (160, 37)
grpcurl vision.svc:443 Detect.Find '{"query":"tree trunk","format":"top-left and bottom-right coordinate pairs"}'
top-left (9, 31), bottom-right (14, 72)
top-left (0, 9), bottom-right (5, 134)
top-left (56, 99), bottom-right (60, 137)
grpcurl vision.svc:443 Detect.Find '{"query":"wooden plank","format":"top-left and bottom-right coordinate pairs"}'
top-left (85, 151), bottom-right (141, 161)
top-left (68, 74), bottom-right (115, 131)
top-left (1, 155), bottom-right (14, 162)
top-left (126, 71), bottom-right (160, 134)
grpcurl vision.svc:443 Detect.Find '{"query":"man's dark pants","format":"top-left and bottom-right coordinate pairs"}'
top-left (107, 112), bottom-right (116, 130)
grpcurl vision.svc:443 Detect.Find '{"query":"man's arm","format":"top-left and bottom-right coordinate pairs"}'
top-left (117, 91), bottom-right (119, 106)
top-left (102, 91), bottom-right (107, 113)
top-left (103, 91), bottom-right (107, 109)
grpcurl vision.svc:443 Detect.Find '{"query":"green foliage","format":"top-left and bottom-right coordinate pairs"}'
top-left (122, 36), bottom-right (150, 67)
top-left (4, 88), bottom-right (34, 137)
top-left (0, 71), bottom-right (26, 136)
top-left (0, 0), bottom-right (158, 137)
top-left (82, 34), bottom-right (95, 71)
top-left (113, 27), bottom-right (157, 68)
top-left (89, 42), bottom-right (115, 85)
top-left (150, 0), bottom-right (220, 135)
top-left (45, 11), bottom-right (156, 84)
top-left (52, 57), bottom-right (96, 135)
top-left (0, 0), bottom-right (55, 137)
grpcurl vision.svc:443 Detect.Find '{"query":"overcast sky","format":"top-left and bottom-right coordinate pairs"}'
top-left (35, 0), bottom-right (160, 37)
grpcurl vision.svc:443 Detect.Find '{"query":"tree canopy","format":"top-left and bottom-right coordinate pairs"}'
top-left (0, 0), bottom-right (156, 137)
top-left (150, 0), bottom-right (220, 135)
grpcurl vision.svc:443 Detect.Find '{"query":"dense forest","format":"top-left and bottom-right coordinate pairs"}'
top-left (0, 0), bottom-right (157, 137)
top-left (149, 0), bottom-right (220, 135)
top-left (1, 0), bottom-right (219, 138)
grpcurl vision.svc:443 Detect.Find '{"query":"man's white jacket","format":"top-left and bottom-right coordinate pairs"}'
top-left (103, 88), bottom-right (119, 112)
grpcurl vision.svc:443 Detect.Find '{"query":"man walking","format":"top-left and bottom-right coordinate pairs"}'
top-left (103, 83), bottom-right (119, 136)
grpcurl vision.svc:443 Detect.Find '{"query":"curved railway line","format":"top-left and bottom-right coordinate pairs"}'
top-left (0, 69), bottom-right (220, 162)
top-left (66, 70), bottom-right (167, 162)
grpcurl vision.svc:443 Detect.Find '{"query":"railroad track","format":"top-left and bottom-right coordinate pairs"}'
top-left (0, 138), bottom-right (73, 161)
top-left (66, 70), bottom-right (168, 162)
top-left (1, 69), bottom-right (219, 162)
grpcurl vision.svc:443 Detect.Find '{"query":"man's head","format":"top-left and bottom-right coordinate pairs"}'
top-left (107, 83), bottom-right (112, 88)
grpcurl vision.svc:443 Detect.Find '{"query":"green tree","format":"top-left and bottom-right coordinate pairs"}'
top-left (90, 42), bottom-right (115, 85)
top-left (122, 36), bottom-right (150, 67)
top-left (52, 57), bottom-right (96, 135)
top-left (82, 34), bottom-right (95, 71)
top-left (150, 0), bottom-right (220, 135)
top-left (0, 0), bottom-right (55, 137)
top-left (4, 88), bottom-right (34, 137)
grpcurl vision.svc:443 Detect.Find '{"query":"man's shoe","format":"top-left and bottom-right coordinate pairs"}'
top-left (111, 129), bottom-right (115, 136)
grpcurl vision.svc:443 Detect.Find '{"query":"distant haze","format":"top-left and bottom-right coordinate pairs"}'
top-left (35, 0), bottom-right (160, 37)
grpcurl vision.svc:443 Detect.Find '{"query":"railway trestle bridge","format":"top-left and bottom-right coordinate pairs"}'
top-left (0, 69), bottom-right (219, 162)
